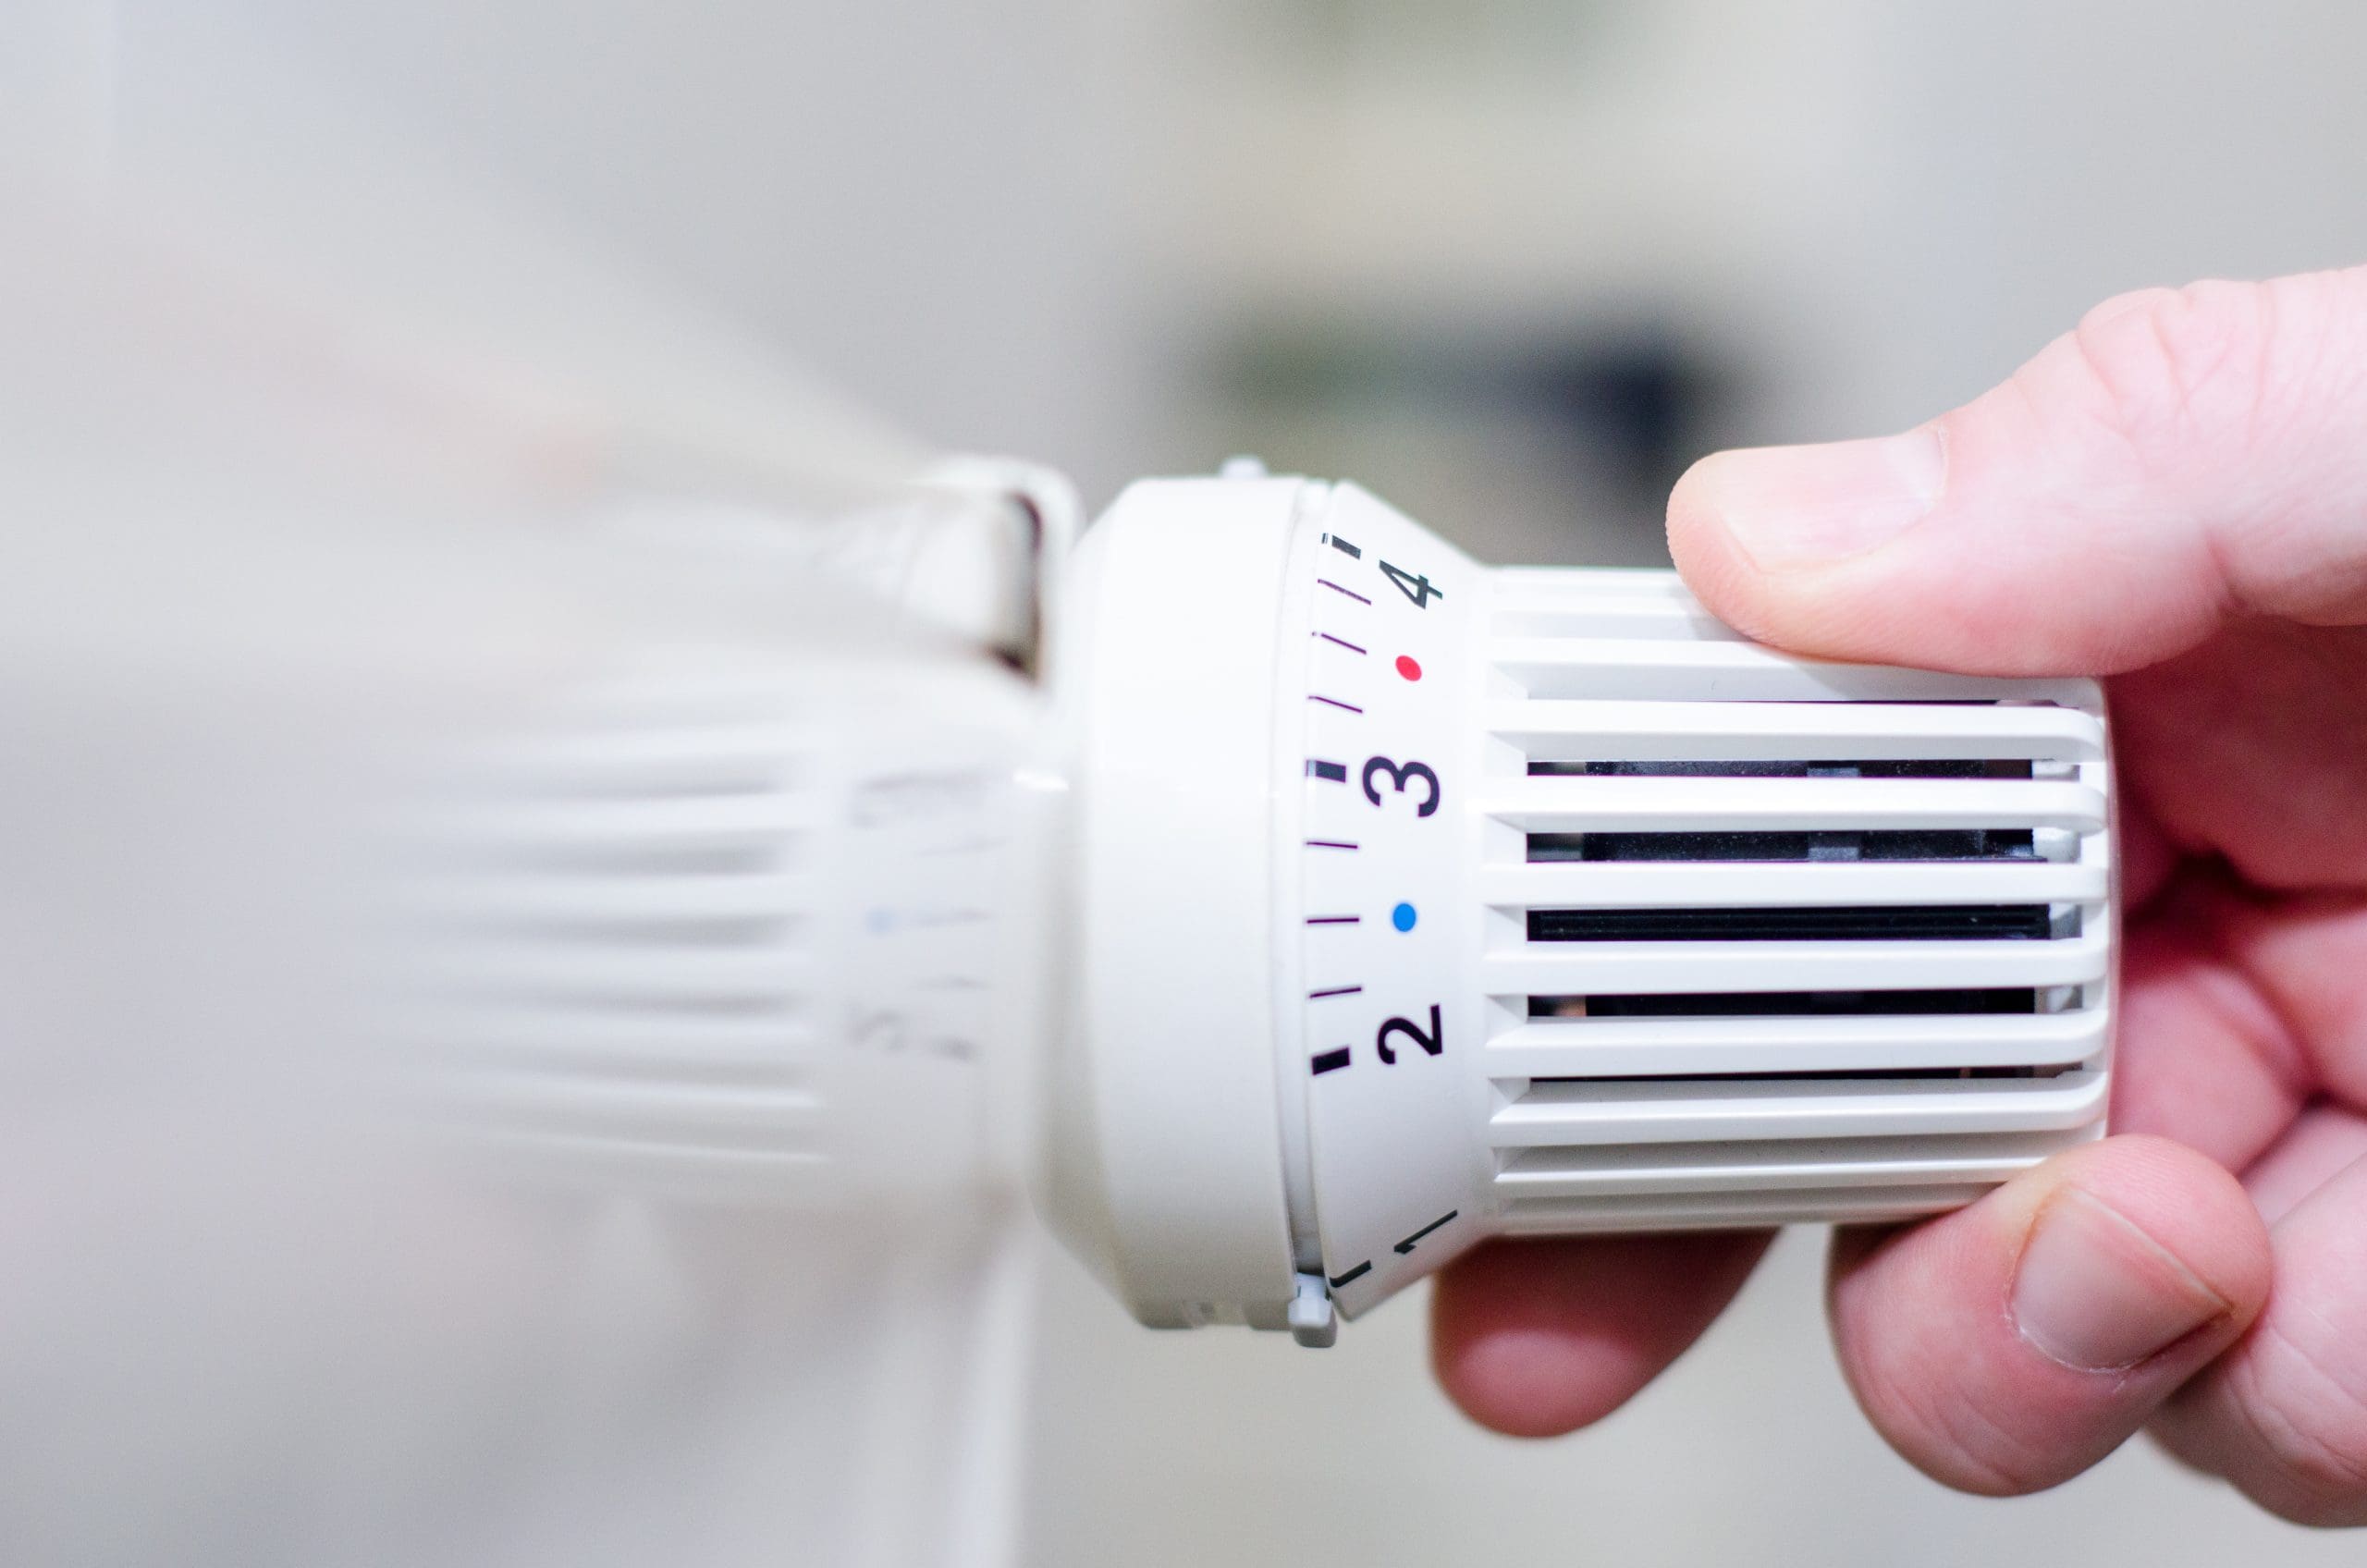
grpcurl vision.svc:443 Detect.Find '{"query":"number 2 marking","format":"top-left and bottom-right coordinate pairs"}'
top-left (1375, 1005), bottom-right (1444, 1065)
top-left (1361, 755), bottom-right (1441, 817)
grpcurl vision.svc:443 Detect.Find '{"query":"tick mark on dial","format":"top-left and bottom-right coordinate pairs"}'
top-left (1306, 915), bottom-right (1360, 925)
top-left (1304, 839), bottom-right (1358, 851)
top-left (1324, 534), bottom-right (1363, 559)
top-left (1327, 1261), bottom-right (1373, 1288)
top-left (1308, 985), bottom-right (1364, 999)
top-left (1316, 631), bottom-right (1367, 655)
top-left (1310, 1047), bottom-right (1352, 1075)
top-left (1306, 759), bottom-right (1348, 782)
top-left (1317, 579), bottom-right (1372, 606)
top-left (1393, 1210), bottom-right (1457, 1256)
top-left (1308, 694), bottom-right (1363, 714)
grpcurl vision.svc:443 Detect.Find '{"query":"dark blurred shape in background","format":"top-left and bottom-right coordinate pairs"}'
top-left (1210, 315), bottom-right (1728, 563)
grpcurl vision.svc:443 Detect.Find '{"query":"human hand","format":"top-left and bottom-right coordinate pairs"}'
top-left (1431, 268), bottom-right (2367, 1525)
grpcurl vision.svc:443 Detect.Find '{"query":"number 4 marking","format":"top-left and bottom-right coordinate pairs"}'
top-left (1380, 560), bottom-right (1442, 608)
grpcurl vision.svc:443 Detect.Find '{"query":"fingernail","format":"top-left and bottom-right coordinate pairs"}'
top-left (1699, 427), bottom-right (1945, 570)
top-left (2011, 1188), bottom-right (2230, 1372)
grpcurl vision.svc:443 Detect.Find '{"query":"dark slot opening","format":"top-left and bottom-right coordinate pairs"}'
top-left (1529, 988), bottom-right (2041, 1019)
top-left (1530, 1065), bottom-right (2059, 1084)
top-left (1528, 758), bottom-right (2035, 779)
top-left (1527, 904), bottom-right (2054, 943)
top-left (1527, 828), bottom-right (2038, 863)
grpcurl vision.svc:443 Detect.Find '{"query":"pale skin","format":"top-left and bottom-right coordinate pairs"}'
top-left (1430, 266), bottom-right (2367, 1526)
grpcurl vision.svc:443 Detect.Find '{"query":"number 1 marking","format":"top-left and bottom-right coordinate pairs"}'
top-left (1393, 1210), bottom-right (1457, 1256)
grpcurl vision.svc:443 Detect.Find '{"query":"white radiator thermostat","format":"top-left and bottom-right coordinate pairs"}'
top-left (1045, 472), bottom-right (2115, 1346)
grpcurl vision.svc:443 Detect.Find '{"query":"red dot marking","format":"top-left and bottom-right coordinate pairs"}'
top-left (1395, 655), bottom-right (1422, 681)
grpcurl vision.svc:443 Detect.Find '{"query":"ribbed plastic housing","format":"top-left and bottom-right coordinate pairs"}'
top-left (387, 652), bottom-right (1041, 1213)
top-left (392, 667), bottom-right (829, 1202)
top-left (1474, 567), bottom-right (2114, 1233)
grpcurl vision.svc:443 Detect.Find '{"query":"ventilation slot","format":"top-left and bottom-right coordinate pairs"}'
top-left (1478, 625), bottom-right (2112, 1229)
top-left (1529, 758), bottom-right (2036, 779)
top-left (1528, 828), bottom-right (2039, 863)
top-left (1530, 990), bottom-right (2044, 1018)
top-left (1527, 905), bottom-right (2054, 943)
top-left (1527, 1065), bottom-right (2066, 1084)
top-left (1520, 757), bottom-right (2046, 864)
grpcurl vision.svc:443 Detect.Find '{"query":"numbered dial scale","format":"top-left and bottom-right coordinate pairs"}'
top-left (1048, 475), bottom-right (2116, 1345)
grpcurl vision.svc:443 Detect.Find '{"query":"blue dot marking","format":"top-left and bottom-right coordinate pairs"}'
top-left (1391, 901), bottom-right (1417, 932)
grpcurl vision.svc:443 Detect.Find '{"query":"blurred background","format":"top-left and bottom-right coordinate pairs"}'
top-left (13, 1), bottom-right (2367, 1563)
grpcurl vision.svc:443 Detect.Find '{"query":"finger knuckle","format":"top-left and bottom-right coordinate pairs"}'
top-left (2055, 280), bottom-right (2271, 455)
top-left (2251, 1430), bottom-right (2367, 1525)
top-left (2227, 1326), bottom-right (2367, 1526)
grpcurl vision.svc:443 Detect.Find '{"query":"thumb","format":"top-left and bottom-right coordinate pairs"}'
top-left (1827, 1134), bottom-right (2271, 1496)
top-left (1670, 267), bottom-right (2367, 674)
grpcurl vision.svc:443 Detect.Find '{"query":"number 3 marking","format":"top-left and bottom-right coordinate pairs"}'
top-left (1361, 755), bottom-right (1441, 817)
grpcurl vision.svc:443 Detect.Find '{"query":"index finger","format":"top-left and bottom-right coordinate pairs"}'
top-left (1430, 1231), bottom-right (1770, 1438)
top-left (1666, 268), bottom-right (2367, 675)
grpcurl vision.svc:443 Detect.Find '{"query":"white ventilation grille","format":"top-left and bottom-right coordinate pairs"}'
top-left (392, 667), bottom-right (828, 1204)
top-left (1478, 569), bottom-right (2113, 1231)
